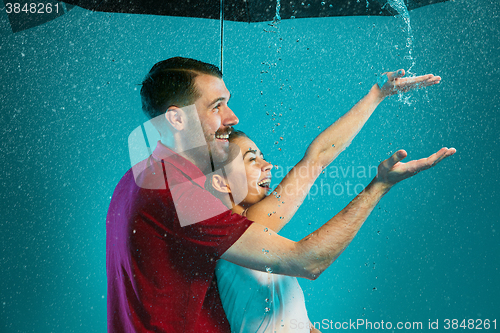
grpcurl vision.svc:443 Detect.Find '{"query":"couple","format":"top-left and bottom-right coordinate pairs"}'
top-left (106, 57), bottom-right (455, 333)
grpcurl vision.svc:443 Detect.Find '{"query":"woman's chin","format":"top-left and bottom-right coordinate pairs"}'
top-left (258, 187), bottom-right (272, 201)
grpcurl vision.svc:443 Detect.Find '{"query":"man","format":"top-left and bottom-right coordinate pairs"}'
top-left (107, 57), bottom-right (455, 332)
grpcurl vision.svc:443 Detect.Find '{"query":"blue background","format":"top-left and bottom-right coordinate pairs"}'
top-left (1, 0), bottom-right (499, 331)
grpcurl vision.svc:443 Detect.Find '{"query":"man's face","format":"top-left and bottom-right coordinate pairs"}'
top-left (191, 74), bottom-right (239, 165)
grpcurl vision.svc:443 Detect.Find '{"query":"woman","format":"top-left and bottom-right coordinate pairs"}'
top-left (208, 70), bottom-right (441, 333)
top-left (211, 129), bottom-right (320, 333)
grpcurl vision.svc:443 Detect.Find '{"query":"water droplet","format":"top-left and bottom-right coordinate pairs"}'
top-left (265, 266), bottom-right (273, 273)
top-left (264, 228), bottom-right (268, 232)
top-left (321, 1), bottom-right (325, 5)
top-left (265, 298), bottom-right (269, 302)
top-left (265, 307), bottom-right (271, 312)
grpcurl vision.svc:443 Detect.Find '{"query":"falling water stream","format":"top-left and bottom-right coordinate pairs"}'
top-left (385, 0), bottom-right (416, 74)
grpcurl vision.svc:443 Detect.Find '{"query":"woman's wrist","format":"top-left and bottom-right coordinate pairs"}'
top-left (370, 83), bottom-right (387, 102)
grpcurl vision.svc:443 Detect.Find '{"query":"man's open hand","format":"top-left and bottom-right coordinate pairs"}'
top-left (375, 147), bottom-right (456, 186)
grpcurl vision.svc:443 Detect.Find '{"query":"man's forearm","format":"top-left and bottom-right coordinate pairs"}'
top-left (294, 178), bottom-right (391, 279)
top-left (223, 148), bottom-right (453, 280)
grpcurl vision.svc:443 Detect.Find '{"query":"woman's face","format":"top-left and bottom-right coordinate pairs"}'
top-left (229, 136), bottom-right (273, 207)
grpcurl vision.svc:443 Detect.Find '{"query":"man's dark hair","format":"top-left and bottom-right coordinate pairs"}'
top-left (140, 57), bottom-right (223, 119)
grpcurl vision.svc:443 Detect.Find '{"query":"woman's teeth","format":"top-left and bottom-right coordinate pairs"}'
top-left (257, 178), bottom-right (271, 187)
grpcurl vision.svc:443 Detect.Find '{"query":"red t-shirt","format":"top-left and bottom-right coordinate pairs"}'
top-left (107, 142), bottom-right (253, 332)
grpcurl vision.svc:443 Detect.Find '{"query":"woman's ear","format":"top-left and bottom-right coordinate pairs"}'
top-left (164, 106), bottom-right (185, 131)
top-left (211, 174), bottom-right (231, 194)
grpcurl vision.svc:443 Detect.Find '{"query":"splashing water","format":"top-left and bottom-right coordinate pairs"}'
top-left (385, 0), bottom-right (416, 74)
top-left (274, 0), bottom-right (281, 22)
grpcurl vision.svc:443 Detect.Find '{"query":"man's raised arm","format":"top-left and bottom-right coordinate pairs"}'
top-left (221, 147), bottom-right (456, 279)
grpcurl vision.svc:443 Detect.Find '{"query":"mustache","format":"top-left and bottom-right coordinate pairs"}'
top-left (213, 127), bottom-right (233, 137)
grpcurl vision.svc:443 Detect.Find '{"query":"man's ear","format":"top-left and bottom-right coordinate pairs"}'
top-left (211, 174), bottom-right (232, 194)
top-left (164, 106), bottom-right (185, 131)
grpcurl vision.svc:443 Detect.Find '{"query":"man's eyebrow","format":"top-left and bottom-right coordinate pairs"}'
top-left (209, 97), bottom-right (225, 106)
top-left (208, 93), bottom-right (231, 107)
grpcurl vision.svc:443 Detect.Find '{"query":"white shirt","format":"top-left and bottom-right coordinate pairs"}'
top-left (216, 259), bottom-right (311, 333)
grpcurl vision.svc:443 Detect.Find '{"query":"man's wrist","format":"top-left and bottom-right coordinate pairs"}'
top-left (367, 177), bottom-right (393, 195)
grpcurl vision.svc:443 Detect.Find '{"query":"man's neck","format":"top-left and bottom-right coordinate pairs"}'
top-left (161, 137), bottom-right (213, 174)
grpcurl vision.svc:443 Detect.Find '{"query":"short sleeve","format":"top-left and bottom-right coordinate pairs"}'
top-left (136, 160), bottom-right (253, 259)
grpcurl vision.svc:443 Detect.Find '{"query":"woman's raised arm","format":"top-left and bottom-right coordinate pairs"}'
top-left (243, 69), bottom-right (441, 232)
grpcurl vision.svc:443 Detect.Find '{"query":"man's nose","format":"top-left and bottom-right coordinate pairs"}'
top-left (222, 106), bottom-right (239, 127)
